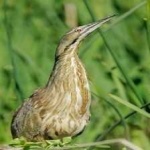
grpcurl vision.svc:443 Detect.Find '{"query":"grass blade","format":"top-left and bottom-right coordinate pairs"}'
top-left (83, 0), bottom-right (145, 105)
top-left (146, 0), bottom-right (150, 52)
top-left (3, 0), bottom-right (24, 101)
top-left (109, 94), bottom-right (150, 118)
top-left (95, 102), bottom-right (150, 141)
top-left (92, 92), bottom-right (129, 139)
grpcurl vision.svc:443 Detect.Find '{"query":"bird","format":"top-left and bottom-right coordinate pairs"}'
top-left (11, 15), bottom-right (115, 141)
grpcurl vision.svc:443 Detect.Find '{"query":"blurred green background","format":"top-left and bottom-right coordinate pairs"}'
top-left (0, 0), bottom-right (150, 149)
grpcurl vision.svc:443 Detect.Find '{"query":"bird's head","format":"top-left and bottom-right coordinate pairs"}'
top-left (56, 14), bottom-right (116, 58)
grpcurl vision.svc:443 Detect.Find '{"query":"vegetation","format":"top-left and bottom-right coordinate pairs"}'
top-left (0, 0), bottom-right (150, 149)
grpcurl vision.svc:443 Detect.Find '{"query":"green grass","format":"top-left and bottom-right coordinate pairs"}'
top-left (0, 0), bottom-right (150, 149)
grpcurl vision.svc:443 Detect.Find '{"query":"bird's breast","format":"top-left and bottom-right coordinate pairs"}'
top-left (31, 56), bottom-right (91, 139)
top-left (47, 55), bottom-right (91, 116)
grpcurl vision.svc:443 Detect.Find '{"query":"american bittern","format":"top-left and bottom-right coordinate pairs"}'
top-left (11, 15), bottom-right (115, 141)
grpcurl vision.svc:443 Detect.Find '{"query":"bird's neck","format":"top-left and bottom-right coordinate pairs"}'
top-left (46, 53), bottom-right (87, 88)
top-left (45, 53), bottom-right (91, 115)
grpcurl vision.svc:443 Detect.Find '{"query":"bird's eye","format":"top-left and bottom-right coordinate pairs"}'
top-left (75, 29), bottom-right (82, 32)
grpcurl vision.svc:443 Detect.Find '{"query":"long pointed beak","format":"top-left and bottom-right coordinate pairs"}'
top-left (79, 14), bottom-right (116, 40)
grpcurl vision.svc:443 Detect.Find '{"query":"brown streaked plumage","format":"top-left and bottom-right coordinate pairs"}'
top-left (11, 15), bottom-right (115, 141)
